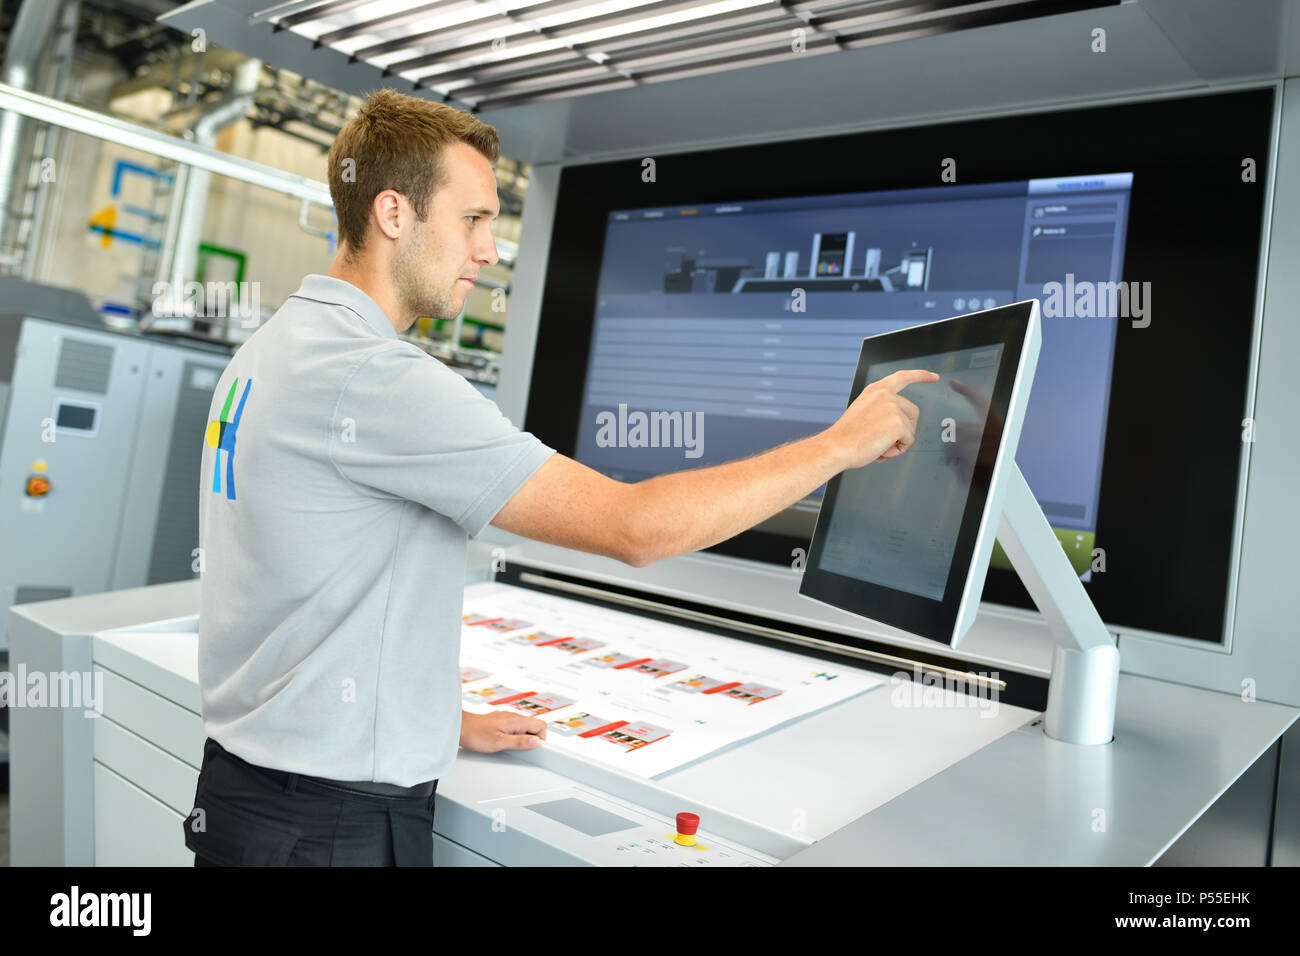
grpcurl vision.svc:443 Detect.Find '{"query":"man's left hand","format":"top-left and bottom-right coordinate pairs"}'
top-left (460, 710), bottom-right (547, 753)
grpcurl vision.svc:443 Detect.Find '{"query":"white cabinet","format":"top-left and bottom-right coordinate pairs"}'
top-left (90, 628), bottom-right (203, 866)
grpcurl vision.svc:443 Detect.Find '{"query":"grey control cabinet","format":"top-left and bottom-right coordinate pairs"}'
top-left (0, 297), bottom-right (232, 650)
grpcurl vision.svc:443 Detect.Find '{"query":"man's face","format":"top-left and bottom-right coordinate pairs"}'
top-left (392, 141), bottom-right (500, 327)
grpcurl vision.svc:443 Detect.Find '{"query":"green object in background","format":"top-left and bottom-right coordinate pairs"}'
top-left (426, 314), bottom-right (506, 347)
top-left (196, 242), bottom-right (248, 298)
top-left (990, 528), bottom-right (1096, 576)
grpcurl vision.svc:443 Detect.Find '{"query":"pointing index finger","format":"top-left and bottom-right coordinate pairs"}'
top-left (876, 369), bottom-right (940, 393)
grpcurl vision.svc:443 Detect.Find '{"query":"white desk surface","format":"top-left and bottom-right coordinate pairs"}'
top-left (786, 672), bottom-right (1298, 865)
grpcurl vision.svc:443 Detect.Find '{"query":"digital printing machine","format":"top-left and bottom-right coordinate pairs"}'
top-left (8, 0), bottom-right (1300, 868)
top-left (7, 536), bottom-right (1297, 867)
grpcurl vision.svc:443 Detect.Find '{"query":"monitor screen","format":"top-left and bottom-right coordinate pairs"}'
top-left (55, 401), bottom-right (98, 433)
top-left (576, 173), bottom-right (1130, 568)
top-left (798, 302), bottom-right (1035, 645)
top-left (817, 343), bottom-right (1004, 602)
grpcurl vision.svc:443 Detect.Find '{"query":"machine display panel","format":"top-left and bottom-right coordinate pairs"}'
top-left (526, 88), bottom-right (1273, 643)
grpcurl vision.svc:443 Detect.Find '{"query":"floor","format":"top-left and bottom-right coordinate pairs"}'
top-left (1, 793), bottom-right (9, 867)
top-left (1, 721), bottom-right (7, 865)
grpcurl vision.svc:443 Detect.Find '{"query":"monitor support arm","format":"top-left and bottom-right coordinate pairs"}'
top-left (996, 463), bottom-right (1120, 745)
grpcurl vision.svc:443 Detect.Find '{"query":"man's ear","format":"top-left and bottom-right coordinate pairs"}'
top-left (372, 189), bottom-right (404, 241)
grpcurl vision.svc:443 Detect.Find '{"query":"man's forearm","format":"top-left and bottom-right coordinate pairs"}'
top-left (625, 429), bottom-right (846, 566)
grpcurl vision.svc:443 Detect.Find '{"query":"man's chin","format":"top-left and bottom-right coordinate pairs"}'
top-left (403, 299), bottom-right (457, 326)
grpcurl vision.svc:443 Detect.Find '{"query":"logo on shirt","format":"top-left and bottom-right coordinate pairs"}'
top-left (205, 377), bottom-right (251, 500)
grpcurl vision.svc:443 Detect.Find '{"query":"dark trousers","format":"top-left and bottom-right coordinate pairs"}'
top-left (184, 738), bottom-right (437, 867)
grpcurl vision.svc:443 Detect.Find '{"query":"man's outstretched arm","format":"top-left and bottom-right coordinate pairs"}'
top-left (491, 368), bottom-right (938, 567)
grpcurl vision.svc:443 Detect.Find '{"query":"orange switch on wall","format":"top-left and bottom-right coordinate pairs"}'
top-left (25, 461), bottom-right (50, 498)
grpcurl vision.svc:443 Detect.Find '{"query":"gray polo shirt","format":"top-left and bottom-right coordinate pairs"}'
top-left (197, 274), bottom-right (554, 786)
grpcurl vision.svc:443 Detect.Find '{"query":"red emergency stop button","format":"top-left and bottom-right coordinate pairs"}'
top-left (674, 812), bottom-right (700, 846)
top-left (25, 474), bottom-right (50, 497)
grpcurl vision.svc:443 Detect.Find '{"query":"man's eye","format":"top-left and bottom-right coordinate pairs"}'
top-left (466, 216), bottom-right (478, 225)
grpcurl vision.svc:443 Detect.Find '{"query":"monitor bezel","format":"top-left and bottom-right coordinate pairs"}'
top-left (797, 302), bottom-right (1035, 645)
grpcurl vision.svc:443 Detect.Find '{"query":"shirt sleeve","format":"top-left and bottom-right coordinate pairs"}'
top-left (329, 343), bottom-right (556, 537)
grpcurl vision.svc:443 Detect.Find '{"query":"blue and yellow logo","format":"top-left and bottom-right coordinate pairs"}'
top-left (206, 378), bottom-right (251, 500)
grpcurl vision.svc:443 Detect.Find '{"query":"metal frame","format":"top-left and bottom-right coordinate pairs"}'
top-left (0, 80), bottom-right (333, 205)
top-left (187, 0), bottom-right (1116, 111)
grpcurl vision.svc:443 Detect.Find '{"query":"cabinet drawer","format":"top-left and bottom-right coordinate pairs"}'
top-left (93, 763), bottom-right (193, 867)
top-left (94, 666), bottom-right (203, 768)
top-left (93, 716), bottom-right (200, 816)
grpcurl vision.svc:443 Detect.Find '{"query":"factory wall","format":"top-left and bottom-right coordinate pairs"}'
top-left (28, 84), bottom-right (521, 342)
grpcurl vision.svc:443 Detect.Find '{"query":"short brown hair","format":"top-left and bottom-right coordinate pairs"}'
top-left (327, 89), bottom-right (500, 256)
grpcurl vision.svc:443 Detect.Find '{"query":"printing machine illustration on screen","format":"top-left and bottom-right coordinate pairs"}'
top-left (798, 299), bottom-right (1120, 746)
top-left (662, 248), bottom-right (752, 293)
top-left (723, 244), bottom-right (933, 293)
top-left (660, 239), bottom-right (937, 294)
top-left (811, 231), bottom-right (855, 277)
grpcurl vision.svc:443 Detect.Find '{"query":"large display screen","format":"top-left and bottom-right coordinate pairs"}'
top-left (578, 173), bottom-right (1130, 563)
top-left (525, 88), bottom-right (1273, 644)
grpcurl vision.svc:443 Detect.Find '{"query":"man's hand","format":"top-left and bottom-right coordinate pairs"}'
top-left (460, 710), bottom-right (546, 753)
top-left (828, 368), bottom-right (940, 469)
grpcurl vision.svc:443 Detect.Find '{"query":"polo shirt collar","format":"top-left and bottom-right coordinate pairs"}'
top-left (293, 274), bottom-right (398, 340)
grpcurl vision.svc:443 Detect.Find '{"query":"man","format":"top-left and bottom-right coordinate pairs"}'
top-left (186, 89), bottom-right (934, 867)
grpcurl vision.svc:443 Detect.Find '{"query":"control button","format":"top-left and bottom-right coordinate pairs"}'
top-left (674, 811), bottom-right (700, 847)
top-left (25, 461), bottom-right (50, 498)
